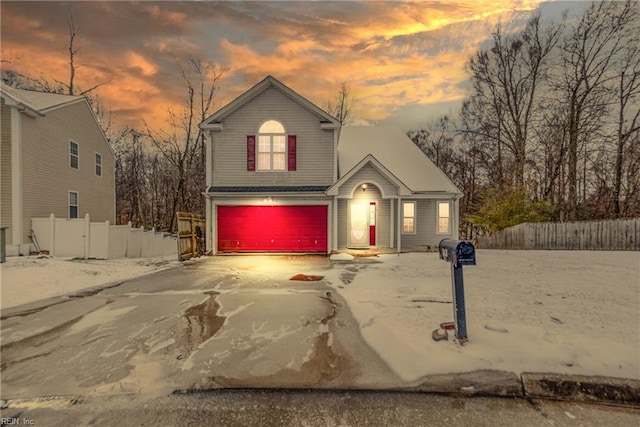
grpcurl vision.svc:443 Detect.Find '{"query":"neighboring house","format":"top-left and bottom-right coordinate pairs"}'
top-left (199, 76), bottom-right (461, 254)
top-left (0, 83), bottom-right (115, 256)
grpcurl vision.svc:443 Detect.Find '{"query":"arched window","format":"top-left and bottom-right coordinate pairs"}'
top-left (257, 120), bottom-right (286, 170)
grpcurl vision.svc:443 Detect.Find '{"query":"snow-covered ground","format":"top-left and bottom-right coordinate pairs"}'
top-left (324, 250), bottom-right (640, 382)
top-left (1, 250), bottom-right (638, 383)
top-left (0, 255), bottom-right (181, 309)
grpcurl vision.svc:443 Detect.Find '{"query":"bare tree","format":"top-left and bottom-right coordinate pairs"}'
top-left (146, 56), bottom-right (223, 231)
top-left (555, 0), bottom-right (638, 220)
top-left (409, 115), bottom-right (457, 176)
top-left (112, 129), bottom-right (149, 227)
top-left (613, 42), bottom-right (640, 216)
top-left (325, 82), bottom-right (352, 124)
top-left (466, 15), bottom-right (563, 188)
top-left (50, 6), bottom-right (112, 96)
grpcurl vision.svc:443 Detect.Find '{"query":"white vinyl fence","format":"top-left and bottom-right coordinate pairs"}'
top-left (31, 214), bottom-right (177, 259)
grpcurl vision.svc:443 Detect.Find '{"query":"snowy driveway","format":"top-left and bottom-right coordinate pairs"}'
top-left (1, 250), bottom-right (638, 401)
top-left (0, 256), bottom-right (398, 399)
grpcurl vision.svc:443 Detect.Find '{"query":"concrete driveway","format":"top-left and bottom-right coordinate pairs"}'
top-left (0, 256), bottom-right (400, 399)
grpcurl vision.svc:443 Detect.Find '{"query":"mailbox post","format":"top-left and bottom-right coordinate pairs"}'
top-left (438, 239), bottom-right (476, 343)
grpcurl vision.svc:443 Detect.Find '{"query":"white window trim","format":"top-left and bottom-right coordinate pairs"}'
top-left (69, 191), bottom-right (79, 219)
top-left (402, 201), bottom-right (417, 235)
top-left (95, 152), bottom-right (102, 176)
top-left (436, 200), bottom-right (451, 235)
top-left (69, 140), bottom-right (79, 169)
top-left (257, 120), bottom-right (287, 172)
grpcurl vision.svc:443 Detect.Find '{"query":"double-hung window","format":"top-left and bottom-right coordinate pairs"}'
top-left (437, 201), bottom-right (450, 234)
top-left (70, 141), bottom-right (79, 169)
top-left (95, 153), bottom-right (102, 176)
top-left (402, 201), bottom-right (416, 234)
top-left (257, 120), bottom-right (286, 171)
top-left (69, 191), bottom-right (79, 218)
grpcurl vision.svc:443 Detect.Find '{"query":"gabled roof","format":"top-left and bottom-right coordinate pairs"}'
top-left (0, 82), bottom-right (114, 157)
top-left (338, 126), bottom-right (461, 194)
top-left (0, 83), bottom-right (85, 114)
top-left (200, 75), bottom-right (340, 128)
top-left (326, 154), bottom-right (412, 197)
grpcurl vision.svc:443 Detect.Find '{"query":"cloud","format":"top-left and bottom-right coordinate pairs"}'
top-left (1, 0), bottom-right (548, 132)
top-left (126, 52), bottom-right (159, 77)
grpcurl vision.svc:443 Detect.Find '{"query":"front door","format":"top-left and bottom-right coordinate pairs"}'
top-left (369, 202), bottom-right (376, 246)
top-left (348, 201), bottom-right (377, 248)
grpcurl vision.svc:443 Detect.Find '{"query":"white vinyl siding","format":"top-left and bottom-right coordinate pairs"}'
top-left (337, 163), bottom-right (398, 198)
top-left (211, 87), bottom-right (334, 186)
top-left (338, 199), bottom-right (348, 248)
top-left (400, 199), bottom-right (454, 248)
top-left (0, 100), bottom-right (13, 245)
top-left (20, 101), bottom-right (115, 243)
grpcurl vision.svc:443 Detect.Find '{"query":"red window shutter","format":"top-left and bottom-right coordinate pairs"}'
top-left (247, 135), bottom-right (256, 171)
top-left (288, 135), bottom-right (297, 171)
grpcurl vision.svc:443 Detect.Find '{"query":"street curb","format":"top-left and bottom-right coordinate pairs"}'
top-left (407, 370), bottom-right (523, 397)
top-left (521, 373), bottom-right (640, 407)
top-left (404, 370), bottom-right (640, 407)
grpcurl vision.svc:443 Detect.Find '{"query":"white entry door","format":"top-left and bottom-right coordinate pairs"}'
top-left (348, 201), bottom-right (369, 247)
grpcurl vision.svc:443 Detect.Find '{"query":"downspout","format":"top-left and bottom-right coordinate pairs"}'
top-left (10, 107), bottom-right (23, 251)
top-left (332, 196), bottom-right (338, 252)
top-left (389, 197), bottom-right (394, 248)
top-left (397, 198), bottom-right (402, 253)
top-left (204, 131), bottom-right (213, 253)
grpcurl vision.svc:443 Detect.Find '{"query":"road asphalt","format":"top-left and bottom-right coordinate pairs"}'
top-left (1, 389), bottom-right (639, 426)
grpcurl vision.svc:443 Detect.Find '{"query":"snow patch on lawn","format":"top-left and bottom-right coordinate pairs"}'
top-left (0, 255), bottom-right (181, 309)
top-left (326, 250), bottom-right (640, 381)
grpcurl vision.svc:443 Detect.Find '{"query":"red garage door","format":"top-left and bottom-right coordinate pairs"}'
top-left (217, 206), bottom-right (327, 252)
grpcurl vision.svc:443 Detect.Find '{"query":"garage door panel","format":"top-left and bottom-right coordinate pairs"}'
top-left (218, 206), bottom-right (327, 252)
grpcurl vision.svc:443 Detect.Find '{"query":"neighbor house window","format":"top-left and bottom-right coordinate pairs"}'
top-left (95, 153), bottom-right (102, 176)
top-left (70, 141), bottom-right (79, 169)
top-left (438, 201), bottom-right (450, 234)
top-left (69, 191), bottom-right (78, 218)
top-left (403, 201), bottom-right (416, 234)
top-left (257, 120), bottom-right (286, 171)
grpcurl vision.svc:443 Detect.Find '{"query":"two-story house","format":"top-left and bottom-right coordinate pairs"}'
top-left (199, 76), bottom-right (461, 254)
top-left (0, 83), bottom-right (115, 256)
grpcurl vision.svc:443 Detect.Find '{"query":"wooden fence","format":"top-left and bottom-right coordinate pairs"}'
top-left (476, 218), bottom-right (640, 251)
top-left (177, 212), bottom-right (206, 261)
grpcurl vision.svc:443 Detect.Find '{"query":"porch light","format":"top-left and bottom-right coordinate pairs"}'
top-left (361, 184), bottom-right (367, 192)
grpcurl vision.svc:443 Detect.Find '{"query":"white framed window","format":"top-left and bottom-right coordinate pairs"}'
top-left (69, 191), bottom-right (79, 218)
top-left (95, 152), bottom-right (102, 176)
top-left (402, 201), bottom-right (416, 234)
top-left (257, 120), bottom-right (286, 171)
top-left (70, 140), bottom-right (79, 169)
top-left (437, 201), bottom-right (450, 234)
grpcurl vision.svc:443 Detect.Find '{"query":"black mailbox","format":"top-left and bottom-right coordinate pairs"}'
top-left (439, 239), bottom-right (476, 266)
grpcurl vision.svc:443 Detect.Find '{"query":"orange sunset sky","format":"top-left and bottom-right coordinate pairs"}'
top-left (1, 1), bottom-right (578, 132)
